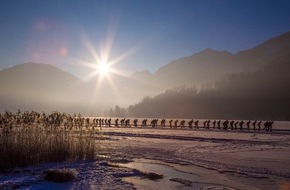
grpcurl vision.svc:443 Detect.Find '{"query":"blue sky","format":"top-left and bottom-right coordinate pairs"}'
top-left (1, 0), bottom-right (290, 78)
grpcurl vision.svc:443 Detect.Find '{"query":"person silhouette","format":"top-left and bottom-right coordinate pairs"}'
top-left (133, 119), bottom-right (138, 127)
top-left (230, 120), bottom-right (234, 130)
top-left (246, 120), bottom-right (251, 130)
top-left (257, 121), bottom-right (262, 131)
top-left (207, 120), bottom-right (211, 129)
top-left (144, 119), bottom-right (147, 127)
top-left (253, 120), bottom-right (257, 130)
top-left (169, 119), bottom-right (173, 128)
top-left (125, 119), bottom-right (130, 127)
top-left (180, 120), bottom-right (185, 128)
top-left (269, 121), bottom-right (273, 131)
top-left (161, 119), bottom-right (166, 128)
top-left (115, 118), bottom-right (119, 127)
top-left (264, 121), bottom-right (269, 131)
top-left (151, 119), bottom-right (155, 128)
top-left (108, 118), bottom-right (111, 127)
top-left (239, 120), bottom-right (244, 130)
top-left (203, 120), bottom-right (207, 128)
top-left (174, 120), bottom-right (178, 128)
top-left (194, 120), bottom-right (199, 129)
top-left (213, 120), bottom-right (216, 129)
top-left (155, 119), bottom-right (158, 127)
top-left (223, 120), bottom-right (229, 130)
top-left (234, 121), bottom-right (238, 130)
top-left (188, 119), bottom-right (193, 129)
top-left (120, 118), bottom-right (125, 127)
top-left (217, 120), bottom-right (221, 129)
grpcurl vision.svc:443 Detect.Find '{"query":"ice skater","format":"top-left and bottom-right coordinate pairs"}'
top-left (206, 120), bottom-right (211, 129)
top-left (234, 121), bottom-right (238, 130)
top-left (217, 120), bottom-right (221, 129)
top-left (203, 120), bottom-right (207, 128)
top-left (239, 120), bottom-right (244, 130)
top-left (133, 119), bottom-right (138, 127)
top-left (188, 119), bottom-right (193, 129)
top-left (125, 119), bottom-right (130, 127)
top-left (161, 119), bottom-right (166, 128)
top-left (174, 120), bottom-right (179, 128)
top-left (246, 120), bottom-right (251, 130)
top-left (223, 120), bottom-right (229, 130)
top-left (230, 120), bottom-right (234, 130)
top-left (142, 119), bottom-right (147, 127)
top-left (194, 120), bottom-right (199, 129)
top-left (213, 120), bottom-right (216, 128)
top-left (257, 121), bottom-right (262, 131)
top-left (180, 120), bottom-right (185, 128)
top-left (115, 118), bottom-right (119, 127)
top-left (108, 118), bottom-right (111, 127)
top-left (120, 118), bottom-right (125, 127)
top-left (169, 119), bottom-right (173, 128)
top-left (253, 120), bottom-right (257, 130)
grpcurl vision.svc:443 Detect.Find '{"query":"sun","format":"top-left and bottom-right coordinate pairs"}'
top-left (97, 61), bottom-right (111, 76)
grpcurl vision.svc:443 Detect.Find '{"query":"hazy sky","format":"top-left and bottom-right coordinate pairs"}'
top-left (1, 0), bottom-right (290, 78)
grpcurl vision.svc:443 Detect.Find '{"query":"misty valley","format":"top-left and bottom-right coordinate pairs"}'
top-left (1, 32), bottom-right (290, 121)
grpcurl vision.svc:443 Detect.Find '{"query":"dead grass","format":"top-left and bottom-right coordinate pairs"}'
top-left (0, 124), bottom-right (98, 172)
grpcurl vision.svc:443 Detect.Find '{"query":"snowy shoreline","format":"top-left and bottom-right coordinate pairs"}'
top-left (1, 127), bottom-right (290, 189)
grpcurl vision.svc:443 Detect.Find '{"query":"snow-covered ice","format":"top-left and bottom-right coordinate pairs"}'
top-left (1, 123), bottom-right (290, 190)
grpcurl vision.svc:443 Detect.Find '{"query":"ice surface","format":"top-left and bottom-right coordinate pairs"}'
top-left (1, 124), bottom-right (290, 190)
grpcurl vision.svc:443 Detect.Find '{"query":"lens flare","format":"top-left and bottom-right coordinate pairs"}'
top-left (71, 29), bottom-right (140, 114)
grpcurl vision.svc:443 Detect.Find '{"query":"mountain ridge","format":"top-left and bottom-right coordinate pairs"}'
top-left (146, 31), bottom-right (290, 88)
top-left (117, 54), bottom-right (290, 120)
top-left (1, 31), bottom-right (290, 114)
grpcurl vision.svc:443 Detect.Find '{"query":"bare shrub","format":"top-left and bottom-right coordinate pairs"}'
top-left (43, 169), bottom-right (77, 182)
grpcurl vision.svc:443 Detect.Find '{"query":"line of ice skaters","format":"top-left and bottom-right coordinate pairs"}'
top-left (93, 118), bottom-right (274, 132)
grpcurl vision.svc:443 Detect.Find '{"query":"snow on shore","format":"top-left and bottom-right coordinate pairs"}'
top-left (1, 126), bottom-right (290, 190)
top-left (0, 160), bottom-right (137, 190)
top-left (100, 127), bottom-right (290, 189)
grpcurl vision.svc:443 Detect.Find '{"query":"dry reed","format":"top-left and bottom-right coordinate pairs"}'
top-left (0, 123), bottom-right (98, 172)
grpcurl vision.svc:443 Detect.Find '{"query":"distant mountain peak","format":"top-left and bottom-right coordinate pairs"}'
top-left (0, 62), bottom-right (83, 83)
top-left (18, 62), bottom-right (50, 67)
top-left (194, 48), bottom-right (233, 57)
top-left (200, 48), bottom-right (217, 53)
top-left (130, 69), bottom-right (152, 78)
top-left (235, 31), bottom-right (290, 64)
top-left (8, 62), bottom-right (59, 71)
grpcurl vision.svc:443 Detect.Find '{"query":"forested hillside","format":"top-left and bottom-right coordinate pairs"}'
top-left (109, 54), bottom-right (290, 120)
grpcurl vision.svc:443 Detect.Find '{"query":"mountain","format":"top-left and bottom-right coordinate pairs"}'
top-left (236, 31), bottom-right (290, 66)
top-left (130, 70), bottom-right (153, 80)
top-left (0, 63), bottom-right (160, 114)
top-left (0, 62), bottom-right (86, 112)
top-left (1, 31), bottom-right (290, 114)
top-left (118, 54), bottom-right (290, 120)
top-left (153, 48), bottom-right (236, 88)
top-left (149, 31), bottom-right (290, 89)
